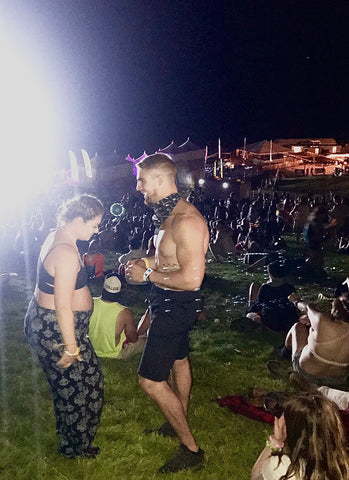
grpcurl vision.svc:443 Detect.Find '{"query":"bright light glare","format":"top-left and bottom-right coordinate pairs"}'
top-left (222, 182), bottom-right (229, 189)
top-left (198, 178), bottom-right (205, 186)
top-left (0, 22), bottom-right (60, 221)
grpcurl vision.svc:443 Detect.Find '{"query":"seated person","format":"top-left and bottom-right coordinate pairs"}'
top-left (247, 262), bottom-right (298, 332)
top-left (209, 221), bottom-right (236, 261)
top-left (83, 239), bottom-right (105, 278)
top-left (243, 230), bottom-right (264, 264)
top-left (284, 290), bottom-right (349, 387)
top-left (89, 274), bottom-right (146, 359)
top-left (251, 392), bottom-right (349, 480)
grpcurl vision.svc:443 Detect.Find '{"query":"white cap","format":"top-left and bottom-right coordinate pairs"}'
top-left (103, 275), bottom-right (121, 294)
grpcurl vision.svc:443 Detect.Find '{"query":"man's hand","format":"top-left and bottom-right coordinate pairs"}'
top-left (125, 259), bottom-right (147, 283)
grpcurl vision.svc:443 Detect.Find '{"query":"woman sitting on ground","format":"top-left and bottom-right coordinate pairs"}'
top-left (251, 392), bottom-right (349, 480)
top-left (284, 290), bottom-right (349, 387)
top-left (247, 262), bottom-right (298, 332)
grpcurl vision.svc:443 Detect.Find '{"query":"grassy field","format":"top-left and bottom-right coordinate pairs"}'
top-left (1, 230), bottom-right (349, 479)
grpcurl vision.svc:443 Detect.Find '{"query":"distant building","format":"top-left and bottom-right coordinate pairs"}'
top-left (235, 137), bottom-right (341, 173)
top-left (274, 138), bottom-right (340, 155)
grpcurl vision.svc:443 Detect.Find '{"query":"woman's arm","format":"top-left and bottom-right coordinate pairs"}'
top-left (53, 246), bottom-right (82, 367)
top-left (251, 416), bottom-right (286, 480)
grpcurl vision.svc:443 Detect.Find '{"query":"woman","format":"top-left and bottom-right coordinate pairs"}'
top-left (251, 392), bottom-right (349, 480)
top-left (284, 291), bottom-right (349, 387)
top-left (24, 194), bottom-right (104, 458)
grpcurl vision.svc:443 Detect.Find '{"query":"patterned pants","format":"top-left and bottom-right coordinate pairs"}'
top-left (24, 298), bottom-right (104, 457)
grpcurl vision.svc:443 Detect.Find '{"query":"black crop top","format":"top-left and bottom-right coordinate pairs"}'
top-left (36, 244), bottom-right (88, 294)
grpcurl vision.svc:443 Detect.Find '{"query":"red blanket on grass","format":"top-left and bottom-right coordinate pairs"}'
top-left (216, 395), bottom-right (349, 443)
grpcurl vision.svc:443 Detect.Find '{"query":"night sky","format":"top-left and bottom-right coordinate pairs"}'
top-left (2, 0), bottom-right (349, 161)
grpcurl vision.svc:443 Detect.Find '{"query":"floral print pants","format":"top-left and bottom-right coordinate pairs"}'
top-left (24, 298), bottom-right (104, 457)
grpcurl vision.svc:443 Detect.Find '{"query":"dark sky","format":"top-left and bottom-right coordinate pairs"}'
top-left (2, 0), bottom-right (349, 160)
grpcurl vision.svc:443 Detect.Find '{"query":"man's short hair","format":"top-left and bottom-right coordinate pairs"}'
top-left (137, 153), bottom-right (177, 179)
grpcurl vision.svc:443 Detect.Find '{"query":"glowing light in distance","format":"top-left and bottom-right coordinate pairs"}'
top-left (0, 21), bottom-right (60, 221)
top-left (198, 179), bottom-right (205, 186)
top-left (222, 182), bottom-right (229, 189)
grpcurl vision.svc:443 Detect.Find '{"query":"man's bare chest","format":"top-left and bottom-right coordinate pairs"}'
top-left (154, 229), bottom-right (178, 266)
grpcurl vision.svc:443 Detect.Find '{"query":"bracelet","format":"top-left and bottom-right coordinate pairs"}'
top-left (266, 435), bottom-right (284, 453)
top-left (64, 347), bottom-right (80, 357)
top-left (141, 257), bottom-right (150, 269)
top-left (143, 268), bottom-right (153, 282)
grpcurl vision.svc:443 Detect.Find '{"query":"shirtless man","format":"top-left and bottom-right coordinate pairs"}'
top-left (125, 153), bottom-right (209, 473)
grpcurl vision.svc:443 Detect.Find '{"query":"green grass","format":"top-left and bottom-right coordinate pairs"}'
top-left (1, 234), bottom-right (349, 479)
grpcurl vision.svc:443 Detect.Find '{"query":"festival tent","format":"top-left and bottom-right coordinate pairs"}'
top-left (240, 140), bottom-right (289, 155)
top-left (129, 138), bottom-right (206, 187)
top-left (158, 140), bottom-right (179, 155)
top-left (126, 152), bottom-right (148, 175)
top-left (89, 150), bottom-right (134, 193)
top-left (157, 138), bottom-right (205, 186)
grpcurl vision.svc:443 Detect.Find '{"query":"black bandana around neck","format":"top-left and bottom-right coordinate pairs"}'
top-left (151, 193), bottom-right (182, 230)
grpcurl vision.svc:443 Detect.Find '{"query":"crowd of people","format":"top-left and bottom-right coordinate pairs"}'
top-left (2, 157), bottom-right (349, 476)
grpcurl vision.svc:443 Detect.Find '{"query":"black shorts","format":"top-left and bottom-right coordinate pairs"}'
top-left (138, 284), bottom-right (203, 382)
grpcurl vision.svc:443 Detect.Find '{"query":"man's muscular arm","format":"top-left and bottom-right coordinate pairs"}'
top-left (128, 215), bottom-right (207, 290)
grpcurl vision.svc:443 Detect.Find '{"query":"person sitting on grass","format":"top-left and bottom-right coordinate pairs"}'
top-left (246, 262), bottom-right (298, 333)
top-left (251, 392), bottom-right (349, 480)
top-left (88, 274), bottom-right (147, 359)
top-left (274, 290), bottom-right (349, 388)
top-left (209, 220), bottom-right (236, 262)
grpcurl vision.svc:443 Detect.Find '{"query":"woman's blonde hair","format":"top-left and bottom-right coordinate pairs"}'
top-left (279, 392), bottom-right (349, 480)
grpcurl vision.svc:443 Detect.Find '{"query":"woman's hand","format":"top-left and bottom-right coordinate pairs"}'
top-left (251, 415), bottom-right (287, 480)
top-left (57, 349), bottom-right (82, 369)
top-left (273, 415), bottom-right (287, 444)
top-left (298, 314), bottom-right (311, 326)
